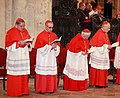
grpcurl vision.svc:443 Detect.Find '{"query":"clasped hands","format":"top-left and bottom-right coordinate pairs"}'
top-left (108, 45), bottom-right (112, 50)
top-left (81, 51), bottom-right (88, 55)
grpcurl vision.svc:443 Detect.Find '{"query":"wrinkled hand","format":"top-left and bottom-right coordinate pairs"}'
top-left (26, 43), bottom-right (31, 48)
top-left (108, 45), bottom-right (112, 49)
top-left (18, 40), bottom-right (25, 45)
top-left (51, 43), bottom-right (57, 49)
top-left (82, 51), bottom-right (88, 55)
top-left (85, 17), bottom-right (88, 19)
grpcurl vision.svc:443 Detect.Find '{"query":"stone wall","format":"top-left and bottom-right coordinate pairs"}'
top-left (0, 0), bottom-right (52, 48)
top-left (0, 0), bottom-right (5, 48)
top-left (0, 0), bottom-right (120, 48)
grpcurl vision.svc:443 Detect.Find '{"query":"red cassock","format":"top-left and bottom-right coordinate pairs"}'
top-left (63, 33), bottom-right (89, 91)
top-left (89, 28), bottom-right (111, 87)
top-left (5, 27), bottom-right (31, 97)
top-left (34, 30), bottom-right (60, 93)
top-left (116, 34), bottom-right (120, 84)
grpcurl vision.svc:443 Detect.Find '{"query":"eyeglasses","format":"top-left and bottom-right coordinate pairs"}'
top-left (46, 25), bottom-right (54, 29)
top-left (48, 27), bottom-right (54, 29)
top-left (48, 26), bottom-right (54, 29)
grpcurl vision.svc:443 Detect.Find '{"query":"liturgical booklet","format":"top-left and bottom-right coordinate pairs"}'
top-left (111, 42), bottom-right (119, 48)
top-left (23, 36), bottom-right (34, 43)
top-left (50, 36), bottom-right (62, 44)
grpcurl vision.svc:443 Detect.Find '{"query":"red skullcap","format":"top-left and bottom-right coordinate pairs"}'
top-left (82, 29), bottom-right (90, 33)
top-left (45, 20), bottom-right (51, 24)
top-left (81, 29), bottom-right (91, 35)
top-left (97, 5), bottom-right (102, 10)
top-left (79, 2), bottom-right (83, 5)
top-left (85, 2), bottom-right (90, 5)
top-left (116, 13), bottom-right (120, 17)
top-left (16, 18), bottom-right (24, 23)
top-left (102, 21), bottom-right (109, 26)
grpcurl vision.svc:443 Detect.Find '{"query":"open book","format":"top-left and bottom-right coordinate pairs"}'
top-left (23, 36), bottom-right (34, 43)
top-left (111, 42), bottom-right (119, 48)
top-left (50, 36), bottom-right (62, 44)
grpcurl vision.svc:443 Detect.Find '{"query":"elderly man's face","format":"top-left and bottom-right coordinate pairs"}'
top-left (82, 33), bottom-right (91, 39)
top-left (45, 22), bottom-right (54, 32)
top-left (16, 22), bottom-right (25, 31)
top-left (102, 23), bottom-right (110, 33)
top-left (82, 4), bottom-right (86, 10)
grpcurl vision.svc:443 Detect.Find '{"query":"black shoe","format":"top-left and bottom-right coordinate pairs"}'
top-left (39, 92), bottom-right (45, 94)
top-left (103, 85), bottom-right (108, 88)
top-left (49, 92), bottom-right (54, 94)
top-left (89, 85), bottom-right (95, 88)
top-left (95, 86), bottom-right (108, 88)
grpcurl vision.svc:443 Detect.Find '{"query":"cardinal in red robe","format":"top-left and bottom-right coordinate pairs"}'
top-left (63, 29), bottom-right (91, 91)
top-left (89, 21), bottom-right (112, 88)
top-left (114, 33), bottom-right (120, 84)
top-left (34, 20), bottom-right (60, 93)
top-left (5, 18), bottom-right (32, 97)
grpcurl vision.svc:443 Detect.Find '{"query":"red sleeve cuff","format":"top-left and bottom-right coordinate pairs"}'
top-left (16, 42), bottom-right (19, 48)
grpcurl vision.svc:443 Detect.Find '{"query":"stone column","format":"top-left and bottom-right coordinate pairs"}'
top-left (0, 0), bottom-right (5, 47)
top-left (5, 0), bottom-right (13, 32)
top-left (0, 0), bottom-right (52, 47)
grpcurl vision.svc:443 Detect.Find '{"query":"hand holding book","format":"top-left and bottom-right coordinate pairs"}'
top-left (23, 36), bottom-right (34, 43)
top-left (50, 36), bottom-right (62, 44)
top-left (51, 43), bottom-right (57, 50)
top-left (111, 42), bottom-right (119, 48)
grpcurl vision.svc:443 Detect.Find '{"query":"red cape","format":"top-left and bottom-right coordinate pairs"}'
top-left (5, 27), bottom-right (31, 48)
top-left (34, 30), bottom-right (60, 49)
top-left (90, 28), bottom-right (110, 47)
top-left (67, 33), bottom-right (90, 53)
